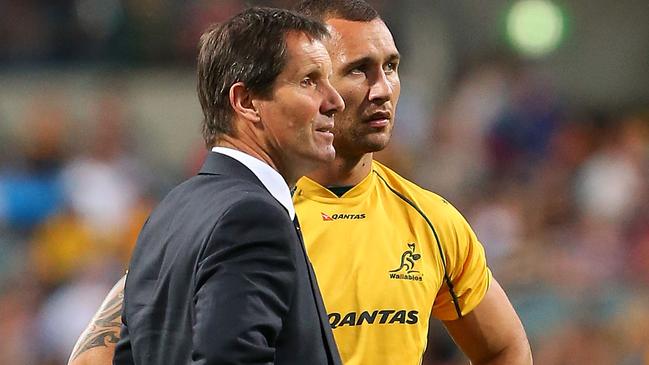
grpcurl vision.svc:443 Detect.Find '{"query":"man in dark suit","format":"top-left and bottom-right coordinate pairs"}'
top-left (111, 7), bottom-right (345, 365)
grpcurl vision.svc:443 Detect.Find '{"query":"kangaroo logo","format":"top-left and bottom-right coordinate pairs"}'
top-left (390, 243), bottom-right (421, 274)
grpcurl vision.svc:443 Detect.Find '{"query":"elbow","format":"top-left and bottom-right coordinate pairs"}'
top-left (509, 331), bottom-right (533, 365)
top-left (477, 336), bottom-right (533, 365)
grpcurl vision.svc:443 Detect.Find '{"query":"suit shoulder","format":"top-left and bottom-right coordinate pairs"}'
top-left (164, 174), bottom-right (275, 210)
top-left (142, 174), bottom-right (290, 244)
top-left (173, 173), bottom-right (264, 197)
top-left (201, 189), bottom-right (297, 260)
top-left (223, 192), bottom-right (292, 225)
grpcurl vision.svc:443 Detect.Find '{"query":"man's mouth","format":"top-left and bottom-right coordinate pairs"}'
top-left (365, 111), bottom-right (391, 128)
top-left (315, 123), bottom-right (335, 140)
top-left (315, 123), bottom-right (334, 133)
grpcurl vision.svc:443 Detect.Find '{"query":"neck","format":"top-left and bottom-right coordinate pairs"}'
top-left (306, 152), bottom-right (373, 187)
top-left (216, 137), bottom-right (299, 187)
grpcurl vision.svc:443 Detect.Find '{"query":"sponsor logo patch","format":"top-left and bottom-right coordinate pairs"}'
top-left (389, 242), bottom-right (423, 281)
top-left (320, 212), bottom-right (366, 221)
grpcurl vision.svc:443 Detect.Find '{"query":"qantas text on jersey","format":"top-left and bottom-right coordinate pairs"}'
top-left (321, 212), bottom-right (367, 221)
top-left (328, 309), bottom-right (419, 329)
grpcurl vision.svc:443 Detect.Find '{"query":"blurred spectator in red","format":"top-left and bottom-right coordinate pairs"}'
top-left (0, 275), bottom-right (42, 364)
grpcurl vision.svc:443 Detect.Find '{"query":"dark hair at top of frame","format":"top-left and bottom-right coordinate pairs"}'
top-left (294, 0), bottom-right (379, 22)
top-left (196, 7), bottom-right (329, 148)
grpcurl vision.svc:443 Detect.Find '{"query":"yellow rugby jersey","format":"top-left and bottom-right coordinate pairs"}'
top-left (293, 161), bottom-right (492, 365)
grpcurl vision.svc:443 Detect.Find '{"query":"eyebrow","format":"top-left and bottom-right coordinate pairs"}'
top-left (387, 52), bottom-right (401, 62)
top-left (303, 62), bottom-right (326, 76)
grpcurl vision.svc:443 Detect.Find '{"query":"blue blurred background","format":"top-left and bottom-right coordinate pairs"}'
top-left (0, 0), bottom-right (647, 364)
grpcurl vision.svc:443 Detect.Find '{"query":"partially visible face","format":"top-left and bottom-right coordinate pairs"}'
top-left (255, 31), bottom-right (345, 175)
top-left (325, 18), bottom-right (401, 159)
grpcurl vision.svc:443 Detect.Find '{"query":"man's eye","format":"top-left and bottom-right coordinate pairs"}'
top-left (348, 65), bottom-right (366, 75)
top-left (385, 62), bottom-right (398, 73)
top-left (301, 77), bottom-right (316, 87)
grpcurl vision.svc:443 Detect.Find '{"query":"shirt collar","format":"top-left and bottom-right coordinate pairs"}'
top-left (212, 147), bottom-right (295, 219)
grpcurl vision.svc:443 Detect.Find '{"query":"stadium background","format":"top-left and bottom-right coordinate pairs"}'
top-left (0, 0), bottom-right (647, 363)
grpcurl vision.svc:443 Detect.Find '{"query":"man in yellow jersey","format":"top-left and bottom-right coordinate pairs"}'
top-left (69, 1), bottom-right (532, 364)
top-left (291, 2), bottom-right (530, 364)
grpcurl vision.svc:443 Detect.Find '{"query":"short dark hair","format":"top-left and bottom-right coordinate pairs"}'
top-left (197, 7), bottom-right (329, 147)
top-left (294, 0), bottom-right (379, 22)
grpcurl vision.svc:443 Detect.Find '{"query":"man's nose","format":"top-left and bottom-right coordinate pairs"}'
top-left (321, 81), bottom-right (345, 116)
top-left (368, 70), bottom-right (392, 103)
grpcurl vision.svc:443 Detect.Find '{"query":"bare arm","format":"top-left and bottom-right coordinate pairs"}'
top-left (443, 279), bottom-right (532, 365)
top-left (67, 275), bottom-right (126, 365)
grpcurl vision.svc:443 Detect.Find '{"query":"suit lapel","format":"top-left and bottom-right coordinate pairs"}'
top-left (293, 218), bottom-right (342, 364)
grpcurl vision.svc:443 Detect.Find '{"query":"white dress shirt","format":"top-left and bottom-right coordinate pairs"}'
top-left (212, 147), bottom-right (295, 219)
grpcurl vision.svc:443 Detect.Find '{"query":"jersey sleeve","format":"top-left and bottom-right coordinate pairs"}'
top-left (431, 203), bottom-right (492, 321)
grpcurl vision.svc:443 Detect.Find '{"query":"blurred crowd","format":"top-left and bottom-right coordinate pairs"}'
top-left (0, 92), bottom-right (157, 364)
top-left (1, 0), bottom-right (382, 67)
top-left (0, 0), bottom-right (248, 67)
top-left (1, 1), bottom-right (648, 364)
top-left (1, 63), bottom-right (647, 365)
top-left (406, 63), bottom-right (649, 364)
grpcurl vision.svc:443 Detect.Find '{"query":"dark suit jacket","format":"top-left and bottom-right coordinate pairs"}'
top-left (114, 152), bottom-right (340, 365)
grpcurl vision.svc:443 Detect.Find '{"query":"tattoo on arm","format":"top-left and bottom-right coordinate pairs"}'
top-left (69, 277), bottom-right (125, 361)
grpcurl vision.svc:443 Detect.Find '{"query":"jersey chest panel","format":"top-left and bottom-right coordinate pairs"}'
top-left (296, 188), bottom-right (446, 364)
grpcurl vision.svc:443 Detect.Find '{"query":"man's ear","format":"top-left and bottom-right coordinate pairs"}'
top-left (229, 82), bottom-right (261, 123)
